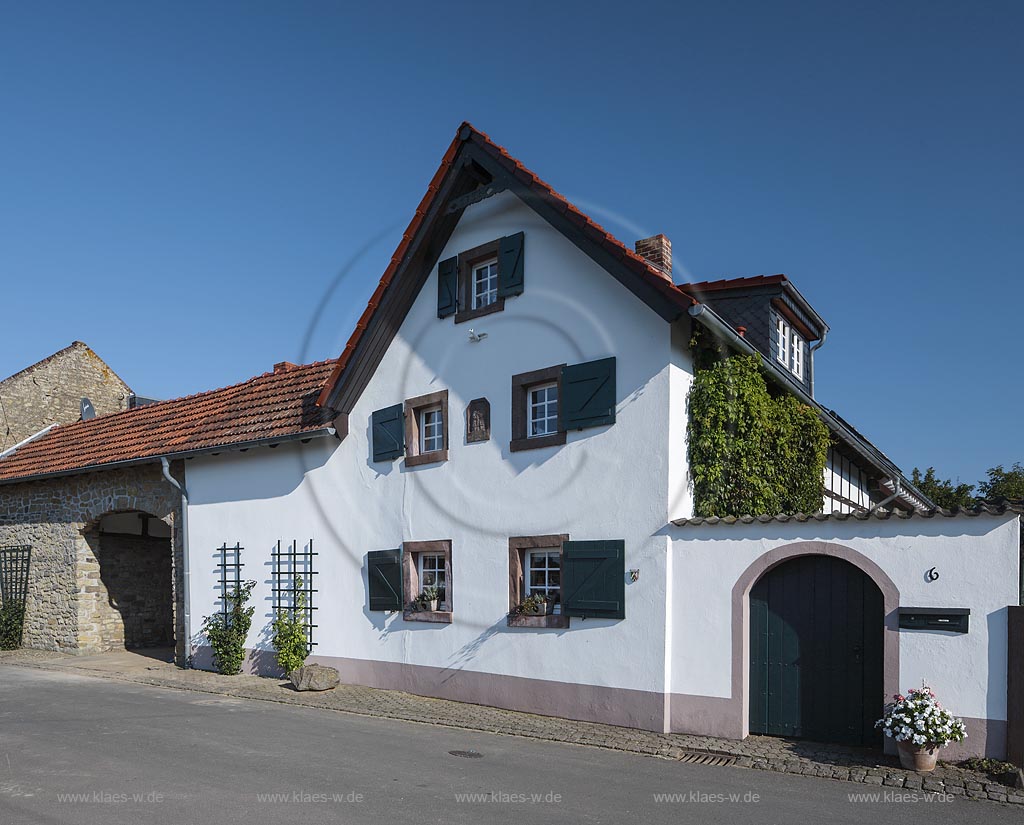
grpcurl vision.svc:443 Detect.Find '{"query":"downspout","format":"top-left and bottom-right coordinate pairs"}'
top-left (809, 330), bottom-right (827, 397)
top-left (161, 456), bottom-right (191, 667)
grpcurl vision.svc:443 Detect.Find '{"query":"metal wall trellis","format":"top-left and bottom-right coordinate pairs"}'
top-left (216, 543), bottom-right (244, 618)
top-left (271, 539), bottom-right (318, 652)
top-left (0, 546), bottom-right (32, 648)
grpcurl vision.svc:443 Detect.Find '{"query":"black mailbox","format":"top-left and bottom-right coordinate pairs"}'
top-left (898, 607), bottom-right (970, 634)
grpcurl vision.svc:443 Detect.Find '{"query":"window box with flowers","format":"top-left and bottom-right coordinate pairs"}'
top-left (401, 540), bottom-right (452, 624)
top-left (507, 535), bottom-right (569, 628)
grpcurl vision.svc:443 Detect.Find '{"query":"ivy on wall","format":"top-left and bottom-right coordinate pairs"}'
top-left (687, 351), bottom-right (830, 517)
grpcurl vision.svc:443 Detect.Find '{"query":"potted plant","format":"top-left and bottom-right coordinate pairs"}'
top-left (520, 593), bottom-right (553, 616)
top-left (876, 684), bottom-right (967, 772)
top-left (417, 586), bottom-right (440, 612)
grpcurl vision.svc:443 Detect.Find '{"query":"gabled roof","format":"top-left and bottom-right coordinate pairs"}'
top-left (317, 122), bottom-right (697, 411)
top-left (0, 341), bottom-right (132, 392)
top-left (0, 361), bottom-right (338, 484)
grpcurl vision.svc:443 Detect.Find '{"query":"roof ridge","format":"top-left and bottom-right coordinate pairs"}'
top-left (316, 121), bottom-right (697, 408)
top-left (19, 358), bottom-right (339, 437)
top-left (1, 341), bottom-right (94, 385)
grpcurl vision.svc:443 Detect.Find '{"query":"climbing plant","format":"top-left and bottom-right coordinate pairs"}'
top-left (271, 576), bottom-right (309, 675)
top-left (0, 600), bottom-right (25, 650)
top-left (687, 352), bottom-right (829, 517)
top-left (201, 579), bottom-right (256, 676)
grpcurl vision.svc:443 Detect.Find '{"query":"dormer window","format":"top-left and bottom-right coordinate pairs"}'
top-left (776, 318), bottom-right (805, 380)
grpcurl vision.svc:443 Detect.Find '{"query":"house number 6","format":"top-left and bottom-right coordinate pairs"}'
top-left (926, 567), bottom-right (940, 582)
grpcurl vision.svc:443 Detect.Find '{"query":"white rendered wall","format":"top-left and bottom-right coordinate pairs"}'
top-left (185, 191), bottom-right (681, 698)
top-left (668, 515), bottom-right (1020, 724)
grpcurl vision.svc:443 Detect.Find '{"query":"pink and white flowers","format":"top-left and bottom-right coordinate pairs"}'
top-left (876, 684), bottom-right (967, 748)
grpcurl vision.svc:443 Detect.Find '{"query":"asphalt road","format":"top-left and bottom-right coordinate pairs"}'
top-left (0, 665), bottom-right (1013, 825)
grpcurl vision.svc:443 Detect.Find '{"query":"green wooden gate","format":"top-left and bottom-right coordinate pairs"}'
top-left (749, 555), bottom-right (883, 746)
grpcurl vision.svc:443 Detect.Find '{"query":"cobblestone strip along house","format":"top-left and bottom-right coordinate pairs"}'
top-left (0, 341), bottom-right (132, 451)
top-left (0, 362), bottom-right (339, 664)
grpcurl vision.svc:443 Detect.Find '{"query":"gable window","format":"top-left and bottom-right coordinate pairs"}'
top-left (436, 232), bottom-right (525, 323)
top-left (529, 383), bottom-right (558, 438)
top-left (511, 365), bottom-right (567, 452)
top-left (472, 260), bottom-right (499, 310)
top-left (404, 390), bottom-right (448, 467)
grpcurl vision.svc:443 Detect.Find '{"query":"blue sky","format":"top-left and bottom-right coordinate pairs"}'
top-left (1, 1), bottom-right (1020, 486)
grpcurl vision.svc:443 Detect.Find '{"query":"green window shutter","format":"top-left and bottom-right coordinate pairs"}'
top-left (367, 549), bottom-right (403, 611)
top-left (561, 540), bottom-right (625, 619)
top-left (497, 232), bottom-right (525, 297)
top-left (371, 404), bottom-right (405, 461)
top-left (437, 256), bottom-right (459, 318)
top-left (560, 357), bottom-right (616, 430)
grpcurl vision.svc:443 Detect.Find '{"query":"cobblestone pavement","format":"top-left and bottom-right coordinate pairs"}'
top-left (2, 648), bottom-right (1021, 806)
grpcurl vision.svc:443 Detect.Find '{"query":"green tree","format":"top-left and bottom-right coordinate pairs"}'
top-left (910, 467), bottom-right (975, 510)
top-left (978, 462), bottom-right (1024, 501)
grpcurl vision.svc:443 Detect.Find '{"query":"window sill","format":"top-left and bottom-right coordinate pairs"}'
top-left (507, 614), bottom-right (569, 629)
top-left (455, 298), bottom-right (505, 325)
top-left (405, 449), bottom-right (448, 468)
top-left (510, 432), bottom-right (566, 453)
top-left (403, 609), bottom-right (453, 624)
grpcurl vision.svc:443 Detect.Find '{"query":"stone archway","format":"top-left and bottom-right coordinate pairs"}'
top-left (79, 510), bottom-right (175, 650)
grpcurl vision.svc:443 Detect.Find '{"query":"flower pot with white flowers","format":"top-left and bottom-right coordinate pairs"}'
top-left (875, 684), bottom-right (967, 772)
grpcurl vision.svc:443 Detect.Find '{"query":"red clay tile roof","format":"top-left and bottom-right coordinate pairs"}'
top-left (0, 360), bottom-right (338, 483)
top-left (317, 121), bottom-right (697, 408)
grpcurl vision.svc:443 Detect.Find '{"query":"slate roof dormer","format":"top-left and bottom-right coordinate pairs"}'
top-left (682, 275), bottom-right (828, 395)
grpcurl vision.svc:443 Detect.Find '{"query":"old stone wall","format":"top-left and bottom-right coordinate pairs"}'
top-left (0, 463), bottom-right (184, 661)
top-left (90, 533), bottom-right (174, 649)
top-left (0, 342), bottom-right (132, 450)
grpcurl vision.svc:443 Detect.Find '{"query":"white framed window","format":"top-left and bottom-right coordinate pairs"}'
top-left (528, 383), bottom-right (558, 438)
top-left (791, 333), bottom-right (804, 380)
top-left (419, 406), bottom-right (444, 454)
top-left (776, 318), bottom-right (790, 367)
top-left (524, 549), bottom-right (560, 599)
top-left (418, 553), bottom-right (447, 604)
top-left (472, 260), bottom-right (499, 310)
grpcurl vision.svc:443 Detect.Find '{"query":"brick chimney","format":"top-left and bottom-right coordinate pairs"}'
top-left (274, 361), bottom-right (298, 373)
top-left (635, 234), bottom-right (672, 280)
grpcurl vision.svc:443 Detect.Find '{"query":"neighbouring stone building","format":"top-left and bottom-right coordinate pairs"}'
top-left (0, 341), bottom-right (133, 451)
top-left (0, 464), bottom-right (185, 659)
top-left (0, 361), bottom-right (338, 665)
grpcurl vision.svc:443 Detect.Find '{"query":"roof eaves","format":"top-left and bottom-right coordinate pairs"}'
top-left (0, 426), bottom-right (338, 487)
